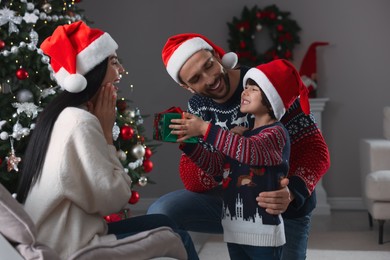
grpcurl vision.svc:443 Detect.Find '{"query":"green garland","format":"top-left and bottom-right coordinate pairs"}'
top-left (227, 5), bottom-right (301, 66)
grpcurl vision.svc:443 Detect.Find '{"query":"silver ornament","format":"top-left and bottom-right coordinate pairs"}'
top-left (16, 89), bottom-right (34, 102)
top-left (138, 176), bottom-right (148, 187)
top-left (0, 131), bottom-right (9, 140)
top-left (112, 123), bottom-right (120, 141)
top-left (131, 144), bottom-right (145, 159)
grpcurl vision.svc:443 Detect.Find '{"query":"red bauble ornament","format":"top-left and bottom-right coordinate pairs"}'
top-left (143, 159), bottom-right (153, 173)
top-left (0, 40), bottom-right (5, 50)
top-left (144, 147), bottom-right (152, 159)
top-left (120, 125), bottom-right (134, 140)
top-left (116, 100), bottom-right (127, 112)
top-left (16, 68), bottom-right (29, 80)
top-left (104, 213), bottom-right (122, 223)
top-left (128, 190), bottom-right (140, 204)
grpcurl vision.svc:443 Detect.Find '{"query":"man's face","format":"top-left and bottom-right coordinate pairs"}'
top-left (178, 50), bottom-right (231, 102)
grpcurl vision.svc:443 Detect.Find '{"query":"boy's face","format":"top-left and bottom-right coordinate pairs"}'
top-left (178, 50), bottom-right (231, 103)
top-left (240, 83), bottom-right (268, 116)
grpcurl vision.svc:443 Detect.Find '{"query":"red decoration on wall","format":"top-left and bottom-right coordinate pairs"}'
top-left (299, 42), bottom-right (329, 98)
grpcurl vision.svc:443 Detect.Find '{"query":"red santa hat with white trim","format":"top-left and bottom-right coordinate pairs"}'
top-left (161, 33), bottom-right (238, 83)
top-left (243, 59), bottom-right (310, 120)
top-left (40, 21), bottom-right (118, 93)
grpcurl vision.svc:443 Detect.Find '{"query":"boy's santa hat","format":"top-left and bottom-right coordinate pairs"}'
top-left (162, 33), bottom-right (238, 83)
top-left (243, 59), bottom-right (310, 120)
top-left (40, 21), bottom-right (118, 93)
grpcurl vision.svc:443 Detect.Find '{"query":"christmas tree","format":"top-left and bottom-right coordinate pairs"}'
top-left (0, 0), bottom-right (156, 204)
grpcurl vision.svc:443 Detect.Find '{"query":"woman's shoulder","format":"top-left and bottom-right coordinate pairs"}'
top-left (57, 107), bottom-right (98, 128)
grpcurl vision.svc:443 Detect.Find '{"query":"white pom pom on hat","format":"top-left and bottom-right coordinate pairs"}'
top-left (63, 74), bottom-right (87, 93)
top-left (162, 33), bottom-right (238, 83)
top-left (221, 52), bottom-right (238, 69)
top-left (40, 21), bottom-right (118, 93)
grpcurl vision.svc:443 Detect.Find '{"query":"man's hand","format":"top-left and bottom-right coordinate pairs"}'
top-left (256, 178), bottom-right (294, 215)
top-left (229, 126), bottom-right (248, 135)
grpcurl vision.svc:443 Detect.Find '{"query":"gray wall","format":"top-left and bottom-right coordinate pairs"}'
top-left (78, 0), bottom-right (390, 204)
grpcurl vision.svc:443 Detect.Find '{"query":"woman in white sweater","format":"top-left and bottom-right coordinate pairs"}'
top-left (16, 21), bottom-right (198, 260)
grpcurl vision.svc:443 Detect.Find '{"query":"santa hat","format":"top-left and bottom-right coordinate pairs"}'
top-left (162, 33), bottom-right (238, 83)
top-left (299, 42), bottom-right (329, 92)
top-left (40, 21), bottom-right (118, 93)
top-left (243, 59), bottom-right (310, 120)
top-left (299, 42), bottom-right (329, 78)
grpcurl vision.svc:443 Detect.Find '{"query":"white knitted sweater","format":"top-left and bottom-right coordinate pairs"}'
top-left (24, 107), bottom-right (132, 259)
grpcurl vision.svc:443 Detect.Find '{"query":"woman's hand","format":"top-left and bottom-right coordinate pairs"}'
top-left (170, 112), bottom-right (209, 142)
top-left (88, 83), bottom-right (117, 144)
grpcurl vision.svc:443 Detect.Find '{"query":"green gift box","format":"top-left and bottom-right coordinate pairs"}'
top-left (153, 108), bottom-right (198, 143)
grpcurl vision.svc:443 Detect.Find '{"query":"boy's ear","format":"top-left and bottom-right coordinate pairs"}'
top-left (180, 83), bottom-right (196, 94)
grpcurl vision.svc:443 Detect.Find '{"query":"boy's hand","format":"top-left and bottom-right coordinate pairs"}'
top-left (170, 112), bottom-right (209, 142)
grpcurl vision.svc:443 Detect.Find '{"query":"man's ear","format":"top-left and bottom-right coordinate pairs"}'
top-left (180, 83), bottom-right (196, 94)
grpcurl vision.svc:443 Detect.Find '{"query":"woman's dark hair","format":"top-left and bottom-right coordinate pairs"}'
top-left (16, 58), bottom-right (109, 204)
top-left (246, 78), bottom-right (276, 120)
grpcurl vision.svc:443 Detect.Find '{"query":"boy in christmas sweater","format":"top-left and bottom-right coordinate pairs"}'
top-left (170, 59), bottom-right (310, 259)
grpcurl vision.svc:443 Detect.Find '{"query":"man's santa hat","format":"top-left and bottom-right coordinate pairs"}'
top-left (243, 59), bottom-right (310, 120)
top-left (162, 33), bottom-right (238, 83)
top-left (40, 21), bottom-right (118, 93)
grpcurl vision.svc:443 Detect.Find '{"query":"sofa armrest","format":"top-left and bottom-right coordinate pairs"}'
top-left (360, 139), bottom-right (390, 191)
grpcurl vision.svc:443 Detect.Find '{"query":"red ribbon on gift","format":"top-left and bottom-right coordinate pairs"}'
top-left (154, 107), bottom-right (184, 140)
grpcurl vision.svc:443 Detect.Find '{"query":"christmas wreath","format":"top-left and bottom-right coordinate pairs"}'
top-left (227, 5), bottom-right (301, 66)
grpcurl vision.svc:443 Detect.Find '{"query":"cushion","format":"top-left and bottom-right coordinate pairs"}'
top-left (0, 184), bottom-right (60, 259)
top-left (384, 107), bottom-right (390, 140)
top-left (366, 170), bottom-right (390, 200)
top-left (69, 226), bottom-right (187, 260)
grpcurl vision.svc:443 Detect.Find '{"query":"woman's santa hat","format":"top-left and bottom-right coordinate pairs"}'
top-left (243, 59), bottom-right (310, 120)
top-left (40, 21), bottom-right (118, 93)
top-left (162, 33), bottom-right (238, 83)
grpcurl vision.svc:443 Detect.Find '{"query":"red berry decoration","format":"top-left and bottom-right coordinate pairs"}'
top-left (120, 125), bottom-right (134, 140)
top-left (143, 159), bottom-right (153, 173)
top-left (144, 147), bottom-right (152, 159)
top-left (0, 40), bottom-right (5, 50)
top-left (16, 68), bottom-right (29, 80)
top-left (128, 190), bottom-right (140, 204)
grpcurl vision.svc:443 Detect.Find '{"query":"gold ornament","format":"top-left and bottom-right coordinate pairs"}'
top-left (6, 152), bottom-right (21, 172)
top-left (42, 3), bottom-right (52, 14)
